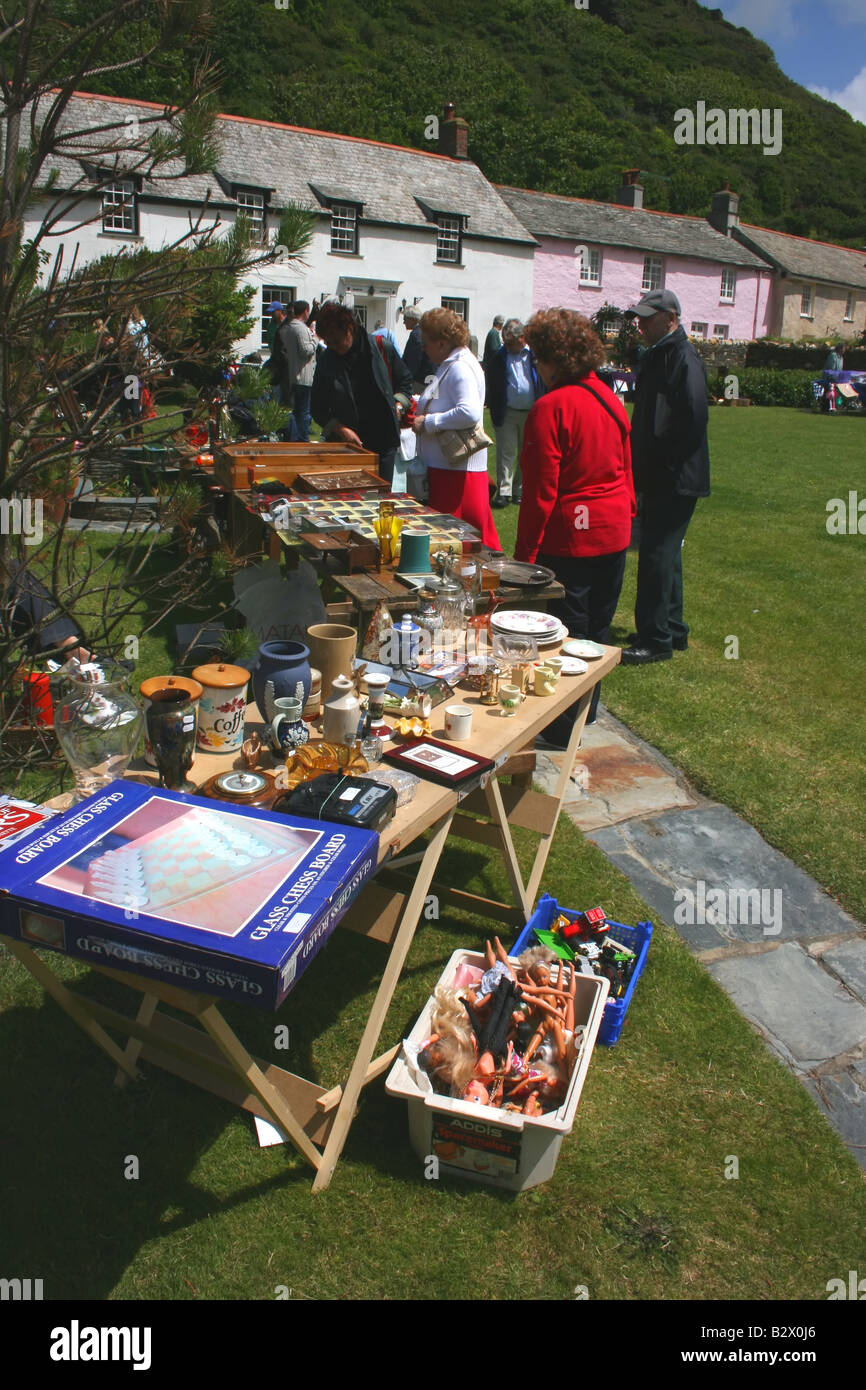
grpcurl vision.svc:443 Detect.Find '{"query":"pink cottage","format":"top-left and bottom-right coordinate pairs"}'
top-left (498, 175), bottom-right (772, 342)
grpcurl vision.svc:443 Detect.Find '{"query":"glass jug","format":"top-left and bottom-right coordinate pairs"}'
top-left (54, 660), bottom-right (143, 802)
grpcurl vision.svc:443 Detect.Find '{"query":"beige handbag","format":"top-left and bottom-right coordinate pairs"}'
top-left (427, 358), bottom-right (493, 465)
top-left (436, 419), bottom-right (494, 466)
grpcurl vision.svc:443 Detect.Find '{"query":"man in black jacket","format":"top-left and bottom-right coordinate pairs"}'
top-left (400, 307), bottom-right (436, 393)
top-left (621, 289), bottom-right (710, 665)
top-left (311, 302), bottom-right (412, 485)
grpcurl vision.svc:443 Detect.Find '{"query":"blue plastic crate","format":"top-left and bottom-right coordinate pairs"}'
top-left (511, 894), bottom-right (653, 1046)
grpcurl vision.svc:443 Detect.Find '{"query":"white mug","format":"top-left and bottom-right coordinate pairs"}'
top-left (444, 704), bottom-right (473, 741)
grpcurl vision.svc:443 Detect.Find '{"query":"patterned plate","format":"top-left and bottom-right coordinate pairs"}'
top-left (558, 656), bottom-right (589, 675)
top-left (490, 609), bottom-right (563, 637)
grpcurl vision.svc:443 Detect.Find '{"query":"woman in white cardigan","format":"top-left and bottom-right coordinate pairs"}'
top-left (411, 308), bottom-right (501, 549)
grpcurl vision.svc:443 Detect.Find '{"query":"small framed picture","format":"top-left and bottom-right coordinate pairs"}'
top-left (383, 737), bottom-right (494, 787)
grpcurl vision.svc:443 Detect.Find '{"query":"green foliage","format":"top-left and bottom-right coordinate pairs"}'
top-left (590, 303), bottom-right (641, 365)
top-left (251, 397), bottom-right (291, 437)
top-left (212, 626), bottom-right (257, 664)
top-left (231, 365), bottom-right (290, 436)
top-left (232, 365), bottom-right (270, 401)
top-left (57, 239), bottom-right (257, 391)
top-left (272, 204), bottom-right (318, 266)
top-left (721, 367), bottom-right (816, 408)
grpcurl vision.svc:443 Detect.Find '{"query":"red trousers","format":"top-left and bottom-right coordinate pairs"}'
top-left (427, 467), bottom-right (502, 550)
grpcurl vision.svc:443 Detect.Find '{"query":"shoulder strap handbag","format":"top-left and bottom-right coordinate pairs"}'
top-left (373, 333), bottom-right (394, 386)
top-left (425, 358), bottom-right (493, 465)
top-left (573, 380), bottom-right (629, 439)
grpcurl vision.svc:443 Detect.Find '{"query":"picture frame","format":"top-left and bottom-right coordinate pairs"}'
top-left (383, 737), bottom-right (494, 787)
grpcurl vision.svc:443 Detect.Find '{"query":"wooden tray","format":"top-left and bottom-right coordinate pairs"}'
top-left (292, 469), bottom-right (390, 494)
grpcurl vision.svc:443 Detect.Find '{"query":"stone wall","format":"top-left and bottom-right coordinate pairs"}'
top-left (745, 340), bottom-right (866, 370)
top-left (693, 340), bottom-right (748, 374)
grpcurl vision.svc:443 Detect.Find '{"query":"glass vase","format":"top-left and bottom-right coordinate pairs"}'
top-left (54, 661), bottom-right (144, 802)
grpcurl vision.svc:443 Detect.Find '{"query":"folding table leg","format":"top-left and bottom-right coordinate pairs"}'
top-left (311, 808), bottom-right (455, 1193)
top-left (114, 991), bottom-right (160, 1088)
top-left (482, 776), bottom-right (533, 921)
top-left (524, 687), bottom-right (593, 908)
top-left (198, 1003), bottom-right (323, 1172)
top-left (2, 936), bottom-right (141, 1082)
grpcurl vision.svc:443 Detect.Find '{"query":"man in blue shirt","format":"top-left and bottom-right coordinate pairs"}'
top-left (372, 320), bottom-right (400, 349)
top-left (486, 319), bottom-right (545, 507)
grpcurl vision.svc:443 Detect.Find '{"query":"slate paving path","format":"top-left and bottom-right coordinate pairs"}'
top-left (534, 707), bottom-right (866, 1169)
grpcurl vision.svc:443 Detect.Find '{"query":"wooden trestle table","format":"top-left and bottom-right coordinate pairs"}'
top-left (3, 645), bottom-right (619, 1192)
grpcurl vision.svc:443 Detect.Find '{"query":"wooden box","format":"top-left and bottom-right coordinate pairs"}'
top-left (299, 528), bottom-right (380, 573)
top-left (213, 442), bottom-right (380, 491)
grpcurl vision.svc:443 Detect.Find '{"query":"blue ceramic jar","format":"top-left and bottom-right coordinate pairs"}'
top-left (253, 640), bottom-right (312, 723)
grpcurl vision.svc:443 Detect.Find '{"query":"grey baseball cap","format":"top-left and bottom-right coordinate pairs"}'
top-left (627, 289), bottom-right (682, 317)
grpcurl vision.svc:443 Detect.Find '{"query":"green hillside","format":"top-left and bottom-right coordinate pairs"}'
top-left (84, 0), bottom-right (866, 245)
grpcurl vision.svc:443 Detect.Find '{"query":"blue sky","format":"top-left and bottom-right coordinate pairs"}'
top-left (713, 0), bottom-right (866, 123)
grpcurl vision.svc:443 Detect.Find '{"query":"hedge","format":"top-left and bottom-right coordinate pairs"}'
top-left (709, 368), bottom-right (817, 408)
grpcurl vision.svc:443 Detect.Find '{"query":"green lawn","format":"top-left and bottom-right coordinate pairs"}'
top-left (2, 812), bottom-right (864, 1301)
top-left (491, 407), bottom-right (866, 923)
top-left (2, 406), bottom-right (864, 1301)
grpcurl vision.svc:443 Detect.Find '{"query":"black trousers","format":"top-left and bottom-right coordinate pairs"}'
top-left (538, 547), bottom-right (628, 739)
top-left (377, 446), bottom-right (397, 487)
top-left (634, 492), bottom-right (698, 652)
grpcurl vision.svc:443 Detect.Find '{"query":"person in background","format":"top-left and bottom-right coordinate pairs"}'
top-left (279, 300), bottom-right (317, 441)
top-left (823, 342), bottom-right (845, 372)
top-left (486, 318), bottom-right (545, 508)
top-left (401, 306), bottom-right (436, 392)
top-left (264, 302), bottom-right (288, 401)
top-left (372, 320), bottom-right (400, 349)
top-left (1, 558), bottom-right (92, 663)
top-left (621, 288), bottom-right (710, 666)
top-left (412, 307), bottom-right (501, 549)
top-left (468, 331), bottom-right (479, 358)
top-left (115, 307), bottom-right (152, 442)
top-left (311, 301), bottom-right (412, 485)
top-left (516, 308), bottom-right (634, 741)
top-left (124, 305), bottom-right (151, 360)
top-left (482, 315), bottom-right (504, 373)
top-left (266, 302), bottom-right (287, 355)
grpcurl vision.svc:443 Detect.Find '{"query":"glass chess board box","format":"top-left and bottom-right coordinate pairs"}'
top-left (0, 781), bottom-right (378, 1010)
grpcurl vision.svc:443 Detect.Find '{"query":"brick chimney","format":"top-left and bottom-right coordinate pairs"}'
top-left (615, 168), bottom-right (644, 209)
top-left (709, 181), bottom-right (740, 236)
top-left (439, 102), bottom-right (469, 160)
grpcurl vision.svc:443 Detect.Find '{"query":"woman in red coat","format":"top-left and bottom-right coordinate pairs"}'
top-left (516, 308), bottom-right (635, 744)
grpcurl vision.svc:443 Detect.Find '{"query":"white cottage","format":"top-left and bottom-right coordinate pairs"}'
top-left (25, 92), bottom-right (535, 356)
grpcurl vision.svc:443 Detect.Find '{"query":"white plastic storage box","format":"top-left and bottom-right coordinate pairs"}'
top-left (385, 949), bottom-right (609, 1192)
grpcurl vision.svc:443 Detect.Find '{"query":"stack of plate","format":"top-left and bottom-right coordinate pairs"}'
top-left (490, 609), bottom-right (568, 651)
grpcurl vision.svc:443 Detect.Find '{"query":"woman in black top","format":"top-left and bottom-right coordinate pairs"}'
top-left (311, 302), bottom-right (412, 485)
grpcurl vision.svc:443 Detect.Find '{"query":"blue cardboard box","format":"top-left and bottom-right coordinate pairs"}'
top-left (0, 781), bottom-right (378, 1010)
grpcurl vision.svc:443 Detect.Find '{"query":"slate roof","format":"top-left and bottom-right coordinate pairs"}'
top-left (734, 223), bottom-right (866, 291)
top-left (37, 92), bottom-right (535, 246)
top-left (497, 184), bottom-right (766, 269)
